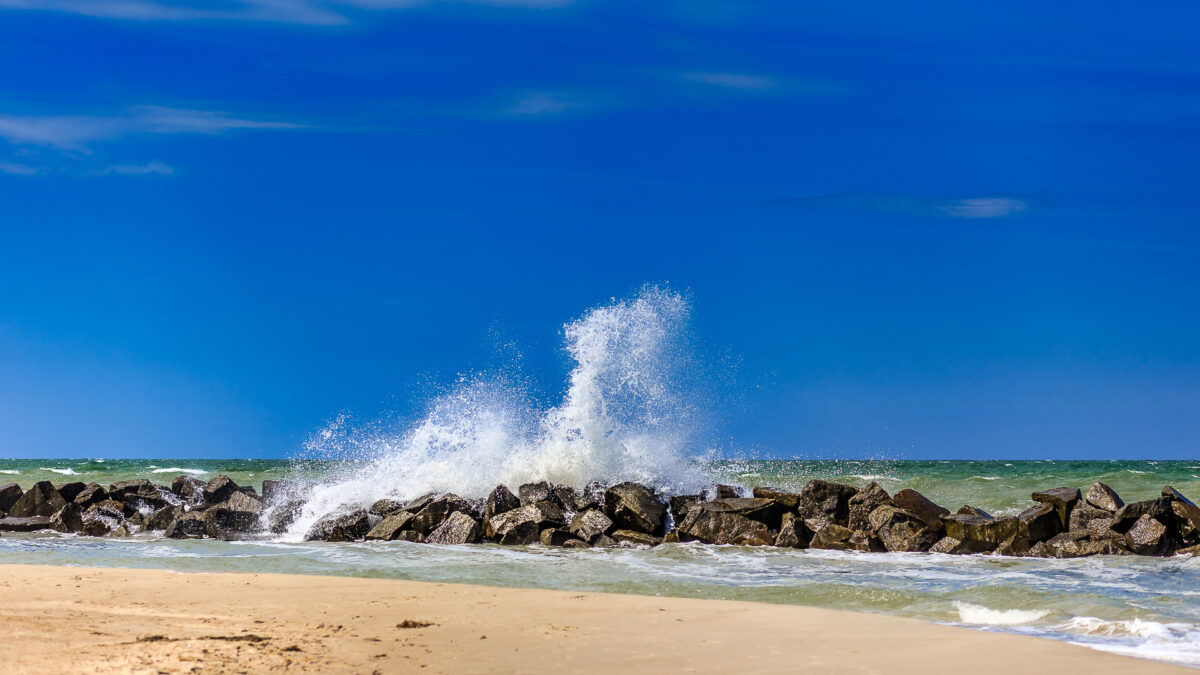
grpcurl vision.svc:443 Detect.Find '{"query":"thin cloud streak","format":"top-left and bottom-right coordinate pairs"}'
top-left (680, 72), bottom-right (778, 91)
top-left (98, 161), bottom-right (176, 176)
top-left (0, 161), bottom-right (39, 175)
top-left (767, 192), bottom-right (1036, 219)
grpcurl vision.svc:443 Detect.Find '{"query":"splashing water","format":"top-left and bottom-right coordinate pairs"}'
top-left (283, 287), bottom-right (710, 538)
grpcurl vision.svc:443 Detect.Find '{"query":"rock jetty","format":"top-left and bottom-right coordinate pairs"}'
top-left (0, 476), bottom-right (1197, 558)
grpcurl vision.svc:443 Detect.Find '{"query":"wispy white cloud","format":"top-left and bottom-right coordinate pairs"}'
top-left (0, 0), bottom-right (575, 25)
top-left (769, 192), bottom-right (1036, 219)
top-left (97, 160), bottom-right (175, 176)
top-left (499, 90), bottom-right (592, 118)
top-left (0, 106), bottom-right (306, 150)
top-left (0, 161), bottom-right (39, 175)
top-left (679, 72), bottom-right (778, 91)
top-left (935, 197), bottom-right (1029, 219)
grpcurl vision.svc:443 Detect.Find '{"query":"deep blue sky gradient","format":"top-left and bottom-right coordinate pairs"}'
top-left (1, 1), bottom-right (1197, 459)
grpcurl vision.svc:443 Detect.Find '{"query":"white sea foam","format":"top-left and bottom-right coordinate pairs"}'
top-left (0, 470), bottom-right (19, 475)
top-left (151, 468), bottom-right (208, 475)
top-left (40, 467), bottom-right (79, 475)
top-left (847, 474), bottom-right (898, 482)
top-left (954, 602), bottom-right (1050, 625)
top-left (1062, 617), bottom-right (1200, 665)
top-left (283, 287), bottom-right (711, 539)
top-left (971, 476), bottom-right (1001, 481)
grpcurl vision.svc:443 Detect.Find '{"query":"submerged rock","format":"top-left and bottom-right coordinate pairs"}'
top-left (604, 483), bottom-right (666, 535)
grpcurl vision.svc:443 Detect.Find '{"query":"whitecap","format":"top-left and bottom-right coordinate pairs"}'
top-left (847, 474), bottom-right (898, 482)
top-left (954, 602), bottom-right (1050, 626)
top-left (151, 468), bottom-right (208, 475)
top-left (39, 467), bottom-right (79, 475)
top-left (971, 476), bottom-right (1001, 481)
top-left (0, 470), bottom-right (20, 475)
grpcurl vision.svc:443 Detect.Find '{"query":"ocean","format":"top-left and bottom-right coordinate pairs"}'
top-left (1, 457), bottom-right (1198, 666)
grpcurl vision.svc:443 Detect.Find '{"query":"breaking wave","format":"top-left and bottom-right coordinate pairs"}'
top-left (283, 287), bottom-right (712, 539)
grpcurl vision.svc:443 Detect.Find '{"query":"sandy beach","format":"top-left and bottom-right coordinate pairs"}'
top-left (0, 564), bottom-right (1188, 674)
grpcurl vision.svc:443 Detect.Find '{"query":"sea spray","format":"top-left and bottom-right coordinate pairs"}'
top-left (283, 287), bottom-right (711, 539)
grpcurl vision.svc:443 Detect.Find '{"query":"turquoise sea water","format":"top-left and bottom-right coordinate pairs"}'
top-left (2, 458), bottom-right (1198, 666)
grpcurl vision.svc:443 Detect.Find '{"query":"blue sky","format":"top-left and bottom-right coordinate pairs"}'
top-left (1, 1), bottom-right (1197, 459)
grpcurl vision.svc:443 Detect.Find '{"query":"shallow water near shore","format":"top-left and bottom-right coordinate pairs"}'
top-left (2, 458), bottom-right (1199, 667)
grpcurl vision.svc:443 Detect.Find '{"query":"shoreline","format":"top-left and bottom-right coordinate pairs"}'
top-left (0, 563), bottom-right (1192, 674)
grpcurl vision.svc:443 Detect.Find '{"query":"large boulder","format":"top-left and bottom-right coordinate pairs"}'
top-left (1125, 514), bottom-right (1172, 556)
top-left (55, 482), bottom-right (87, 504)
top-left (487, 502), bottom-right (566, 545)
top-left (868, 505), bottom-right (936, 552)
top-left (1018, 503), bottom-right (1062, 543)
top-left (809, 523), bottom-right (854, 550)
top-left (164, 510), bottom-right (208, 539)
top-left (1085, 482), bottom-right (1124, 512)
top-left (930, 536), bottom-right (975, 554)
top-left (677, 504), bottom-right (773, 546)
top-left (171, 475), bottom-right (207, 504)
top-left (261, 479), bottom-right (312, 504)
top-left (365, 511), bottom-right (415, 541)
top-left (551, 486), bottom-right (585, 512)
top-left (9, 481), bottom-right (67, 518)
top-left (49, 503), bottom-right (84, 533)
top-left (0, 516), bottom-right (52, 532)
top-left (410, 494), bottom-right (474, 536)
top-left (518, 482), bottom-right (560, 508)
top-left (1068, 504), bottom-right (1113, 535)
top-left (369, 499), bottom-right (406, 518)
top-left (145, 505), bottom-right (180, 531)
top-left (774, 512), bottom-right (813, 548)
top-left (751, 486), bottom-right (803, 510)
top-left (264, 500), bottom-right (305, 534)
top-left (604, 483), bottom-right (666, 535)
top-left (483, 485), bottom-right (521, 523)
top-left (610, 530), bottom-right (663, 547)
top-left (957, 505), bottom-right (992, 518)
top-left (1163, 486), bottom-right (1195, 506)
top-left (1111, 498), bottom-right (1173, 533)
top-left (693, 498), bottom-right (785, 529)
top-left (1031, 487), bottom-right (1082, 530)
top-left (0, 483), bottom-right (22, 513)
top-left (203, 476), bottom-right (239, 505)
top-left (73, 483), bottom-right (109, 509)
top-left (796, 480), bottom-right (859, 529)
top-left (848, 482), bottom-right (893, 532)
top-left (305, 509), bottom-right (371, 542)
top-left (108, 479), bottom-right (152, 500)
top-left (569, 509), bottom-right (614, 544)
top-left (426, 511), bottom-right (482, 545)
top-left (204, 491), bottom-right (263, 539)
top-left (940, 514), bottom-right (1019, 553)
top-left (668, 495), bottom-right (703, 523)
top-left (1170, 501), bottom-right (1200, 543)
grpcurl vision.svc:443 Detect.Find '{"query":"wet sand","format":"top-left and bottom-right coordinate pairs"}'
top-left (0, 564), bottom-right (1189, 674)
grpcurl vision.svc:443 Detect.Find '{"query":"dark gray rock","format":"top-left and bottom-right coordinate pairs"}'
top-left (265, 500), bottom-right (304, 534)
top-left (83, 499), bottom-right (125, 523)
top-left (73, 483), bottom-right (109, 509)
top-left (0, 483), bottom-right (22, 513)
top-left (1164, 486), bottom-right (1196, 507)
top-left (956, 505), bottom-right (993, 518)
top-left (940, 514), bottom-right (1018, 553)
top-left (487, 502), bottom-right (566, 545)
top-left (49, 503), bottom-right (84, 533)
top-left (848, 530), bottom-right (886, 552)
top-left (677, 505), bottom-right (774, 546)
top-left (365, 511), bottom-right (415, 541)
top-left (55, 482), bottom-right (87, 503)
top-left (569, 508), bottom-right (614, 543)
top-left (9, 481), bottom-right (67, 518)
top-left (145, 505), bottom-right (180, 531)
top-left (552, 486), bottom-right (583, 512)
top-left (797, 480), bottom-right (859, 528)
top-left (774, 512), bottom-right (813, 548)
top-left (1085, 482), bottom-right (1124, 512)
top-left (1125, 514), bottom-right (1172, 556)
top-left (403, 493), bottom-right (439, 513)
top-left (411, 494), bottom-right (474, 536)
top-left (693, 498), bottom-right (785, 530)
top-left (868, 505), bottom-right (936, 552)
top-left (164, 510), bottom-right (208, 539)
top-left (369, 499), bottom-right (406, 518)
top-left (848, 482), bottom-right (893, 532)
top-left (171, 475), bottom-right (207, 503)
top-left (108, 479), bottom-right (152, 500)
top-left (518, 482), bottom-right (560, 507)
top-left (1170, 500), bottom-right (1200, 542)
top-left (611, 529), bottom-right (663, 547)
top-left (1069, 504), bottom-right (1113, 535)
top-left (483, 485), bottom-right (521, 523)
top-left (809, 523), bottom-right (854, 550)
top-left (1032, 487), bottom-right (1082, 529)
top-left (713, 484), bottom-right (742, 499)
top-left (1018, 503), bottom-right (1062, 543)
top-left (204, 492), bottom-right (264, 538)
top-left (538, 527), bottom-right (583, 547)
top-left (604, 483), bottom-right (666, 535)
top-left (930, 536), bottom-right (974, 554)
top-left (751, 486), bottom-right (802, 510)
top-left (1112, 498), bottom-right (1173, 533)
top-left (203, 476), bottom-right (239, 504)
top-left (668, 494), bottom-right (702, 523)
top-left (426, 511), bottom-right (482, 545)
top-left (305, 509), bottom-right (371, 542)
top-left (0, 516), bottom-right (53, 532)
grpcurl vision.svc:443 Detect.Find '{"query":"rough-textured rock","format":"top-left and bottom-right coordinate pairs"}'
top-left (551, 486), bottom-right (583, 512)
top-left (518, 482), bottom-right (560, 508)
top-left (677, 505), bottom-right (774, 546)
top-left (996, 529), bottom-right (1032, 556)
top-left (698, 498), bottom-right (785, 529)
top-left (774, 512), bottom-right (813, 549)
top-left (848, 530), bottom-right (885, 552)
top-left (580, 482), bottom-right (607, 511)
top-left (1018, 503), bottom-right (1062, 543)
top-left (956, 505), bottom-right (992, 518)
top-left (203, 476), bottom-right (239, 505)
top-left (260, 479), bottom-right (311, 504)
top-left (401, 493), bottom-right (438, 513)
top-left (868, 505), bottom-right (936, 552)
top-left (1069, 504), bottom-right (1112, 535)
top-left (305, 509), bottom-right (371, 542)
top-left (611, 529), bottom-right (663, 547)
top-left (368, 499), bottom-right (406, 518)
top-left (73, 483), bottom-right (109, 509)
top-left (204, 492), bottom-right (264, 539)
top-left (0, 483), bottom-right (22, 513)
top-left (1112, 498), bottom-right (1173, 533)
top-left (569, 508), bottom-right (614, 543)
top-left (10, 481), bottom-right (67, 518)
top-left (604, 483), bottom-right (666, 535)
top-left (483, 485), bottom-right (521, 523)
top-left (1170, 500), bottom-right (1200, 542)
top-left (164, 510), bottom-right (208, 539)
top-left (365, 511), bottom-right (415, 541)
top-left (538, 527), bottom-right (583, 547)
top-left (930, 536), bottom-right (973, 554)
top-left (797, 480), bottom-right (859, 528)
top-left (809, 523), bottom-right (854, 551)
top-left (171, 476), bottom-right (207, 505)
top-left (83, 500), bottom-right (125, 523)
top-left (49, 503), bottom-right (84, 533)
top-left (1085, 482), bottom-right (1124, 512)
top-left (592, 534), bottom-right (618, 547)
top-left (0, 516), bottom-right (53, 532)
top-left (848, 482), bottom-right (894, 532)
top-left (940, 514), bottom-right (1018, 553)
top-left (108, 479), bottom-right (152, 500)
top-left (55, 482), bottom-right (87, 503)
top-left (426, 511), bottom-right (482, 545)
top-left (751, 486), bottom-right (802, 510)
top-left (487, 502), bottom-right (566, 545)
top-left (1033, 531), bottom-right (1120, 558)
top-left (145, 505), bottom-right (180, 531)
top-left (713, 484), bottom-right (742, 499)
top-left (411, 494), bottom-right (474, 536)
top-left (1031, 487), bottom-right (1082, 529)
top-left (1163, 486), bottom-right (1195, 507)
top-left (1176, 544), bottom-right (1200, 557)
top-left (264, 500), bottom-right (304, 534)
top-left (1125, 514), bottom-right (1172, 556)
top-left (668, 495), bottom-right (702, 523)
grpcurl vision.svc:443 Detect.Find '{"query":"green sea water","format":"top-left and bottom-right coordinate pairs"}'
top-left (1, 458), bottom-right (1198, 667)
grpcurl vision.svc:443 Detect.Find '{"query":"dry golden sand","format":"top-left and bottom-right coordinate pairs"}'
top-left (0, 564), bottom-right (1190, 674)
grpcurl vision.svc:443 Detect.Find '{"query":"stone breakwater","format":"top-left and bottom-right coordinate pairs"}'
top-left (0, 476), bottom-right (1198, 558)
